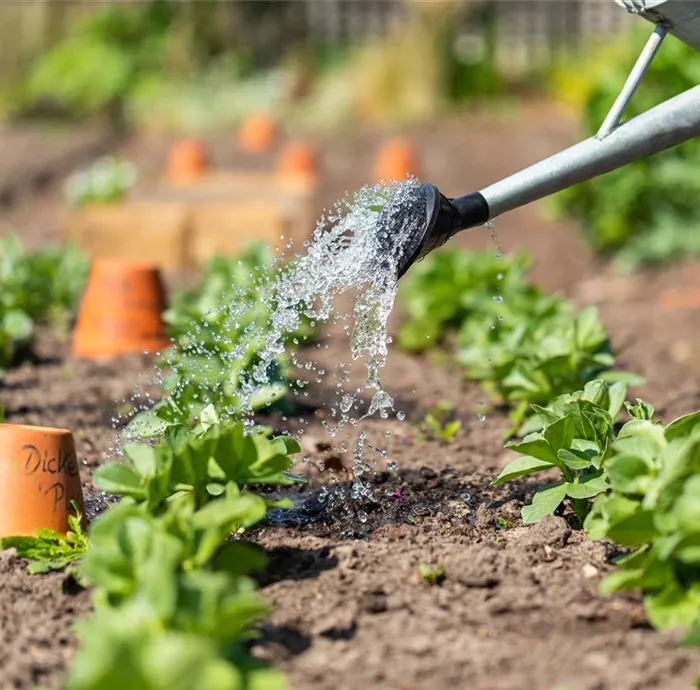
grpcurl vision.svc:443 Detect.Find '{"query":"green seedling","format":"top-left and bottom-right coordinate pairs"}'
top-left (64, 407), bottom-right (303, 690)
top-left (124, 245), bottom-right (318, 438)
top-left (583, 401), bottom-right (700, 634)
top-left (396, 245), bottom-right (641, 437)
top-left (64, 157), bottom-right (137, 207)
top-left (459, 304), bottom-right (643, 436)
top-left (68, 493), bottom-right (285, 690)
top-left (0, 235), bottom-right (89, 376)
top-left (495, 516), bottom-right (513, 530)
top-left (418, 562), bottom-right (445, 586)
top-left (422, 399), bottom-right (461, 444)
top-left (494, 380), bottom-right (628, 526)
top-left (115, 402), bottom-right (135, 418)
top-left (0, 502), bottom-right (89, 575)
top-left (424, 414), bottom-right (462, 444)
top-left (96, 415), bottom-right (300, 514)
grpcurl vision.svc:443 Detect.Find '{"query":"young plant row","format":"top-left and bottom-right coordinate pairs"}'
top-left (0, 235), bottom-right (89, 374)
top-left (126, 244), bottom-right (317, 439)
top-left (496, 378), bottom-right (700, 660)
top-left (395, 246), bottom-right (642, 435)
top-left (5, 409), bottom-right (301, 690)
top-left (2, 245), bottom-right (316, 688)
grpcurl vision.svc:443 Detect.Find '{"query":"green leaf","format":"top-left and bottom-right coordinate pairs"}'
top-left (597, 370), bottom-right (645, 387)
top-left (607, 381), bottom-right (628, 419)
top-left (607, 453), bottom-right (655, 494)
top-left (557, 448), bottom-right (595, 470)
top-left (122, 443), bottom-right (157, 477)
top-left (272, 436), bottom-right (301, 456)
top-left (584, 493), bottom-right (641, 541)
top-left (125, 408), bottom-right (171, 439)
top-left (625, 399), bottom-right (655, 421)
top-left (211, 542), bottom-right (268, 577)
top-left (598, 568), bottom-right (644, 595)
top-left (565, 474), bottom-right (608, 499)
top-left (606, 510), bottom-right (659, 546)
top-left (543, 416), bottom-right (574, 460)
top-left (665, 410), bottom-right (700, 441)
top-left (491, 455), bottom-right (553, 485)
top-left (93, 464), bottom-right (147, 499)
top-left (645, 583), bottom-right (700, 630)
top-left (521, 482), bottom-right (568, 524)
top-left (504, 433), bottom-right (558, 464)
top-left (191, 494), bottom-right (267, 532)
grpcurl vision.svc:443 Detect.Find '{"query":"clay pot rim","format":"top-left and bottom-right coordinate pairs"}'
top-left (91, 257), bottom-right (162, 272)
top-left (0, 422), bottom-right (72, 436)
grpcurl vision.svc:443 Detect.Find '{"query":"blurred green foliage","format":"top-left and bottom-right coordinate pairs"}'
top-left (18, 0), bottom-right (515, 134)
top-left (27, 2), bottom-right (177, 127)
top-left (65, 157), bottom-right (137, 207)
top-left (24, 1), bottom-right (254, 129)
top-left (548, 30), bottom-right (700, 271)
top-left (0, 235), bottom-right (89, 372)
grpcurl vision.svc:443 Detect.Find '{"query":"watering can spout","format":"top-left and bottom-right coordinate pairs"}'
top-left (401, 81), bottom-right (700, 277)
top-left (396, 7), bottom-right (700, 279)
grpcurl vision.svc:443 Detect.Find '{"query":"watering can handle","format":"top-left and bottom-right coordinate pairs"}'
top-left (449, 19), bottom-right (700, 224)
top-left (395, 4), bottom-right (700, 279)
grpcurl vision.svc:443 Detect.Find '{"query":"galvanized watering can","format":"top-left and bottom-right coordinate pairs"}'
top-left (393, 0), bottom-right (700, 278)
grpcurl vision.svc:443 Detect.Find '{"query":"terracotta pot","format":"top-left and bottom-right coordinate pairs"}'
top-left (373, 138), bottom-right (420, 183)
top-left (658, 288), bottom-right (700, 311)
top-left (167, 139), bottom-right (208, 180)
top-left (276, 141), bottom-right (318, 183)
top-left (0, 424), bottom-right (85, 538)
top-left (72, 258), bottom-right (170, 359)
top-left (237, 114), bottom-right (278, 154)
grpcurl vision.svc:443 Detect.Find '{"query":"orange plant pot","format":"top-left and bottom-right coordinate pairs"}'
top-left (237, 113), bottom-right (278, 154)
top-left (72, 258), bottom-right (171, 359)
top-left (0, 424), bottom-right (85, 538)
top-left (167, 139), bottom-right (208, 180)
top-left (373, 138), bottom-right (420, 183)
top-left (276, 140), bottom-right (319, 184)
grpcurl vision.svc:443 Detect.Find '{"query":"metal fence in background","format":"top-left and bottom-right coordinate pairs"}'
top-left (300, 0), bottom-right (636, 68)
top-left (0, 0), bottom-right (639, 84)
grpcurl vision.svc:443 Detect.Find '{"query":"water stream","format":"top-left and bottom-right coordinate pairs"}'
top-left (97, 177), bottom-right (498, 523)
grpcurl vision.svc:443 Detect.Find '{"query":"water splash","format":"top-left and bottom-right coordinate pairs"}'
top-left (240, 177), bottom-right (429, 426)
top-left (114, 178), bottom-right (430, 502)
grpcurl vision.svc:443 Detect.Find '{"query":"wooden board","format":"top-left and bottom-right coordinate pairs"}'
top-left (62, 201), bottom-right (188, 270)
top-left (185, 201), bottom-right (293, 268)
top-left (151, 170), bottom-right (317, 203)
top-left (62, 194), bottom-right (315, 271)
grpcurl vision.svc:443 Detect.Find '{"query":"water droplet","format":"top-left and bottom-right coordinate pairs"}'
top-left (493, 295), bottom-right (503, 303)
top-left (396, 411), bottom-right (405, 421)
top-left (358, 510), bottom-right (368, 524)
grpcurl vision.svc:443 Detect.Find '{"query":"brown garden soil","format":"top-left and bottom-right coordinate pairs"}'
top-left (1, 99), bottom-right (700, 690)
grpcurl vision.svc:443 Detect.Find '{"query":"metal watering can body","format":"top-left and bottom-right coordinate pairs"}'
top-left (618, 0), bottom-right (700, 51)
top-left (395, 0), bottom-right (700, 279)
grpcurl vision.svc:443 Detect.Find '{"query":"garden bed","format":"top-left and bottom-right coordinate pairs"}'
top-left (1, 100), bottom-right (700, 690)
